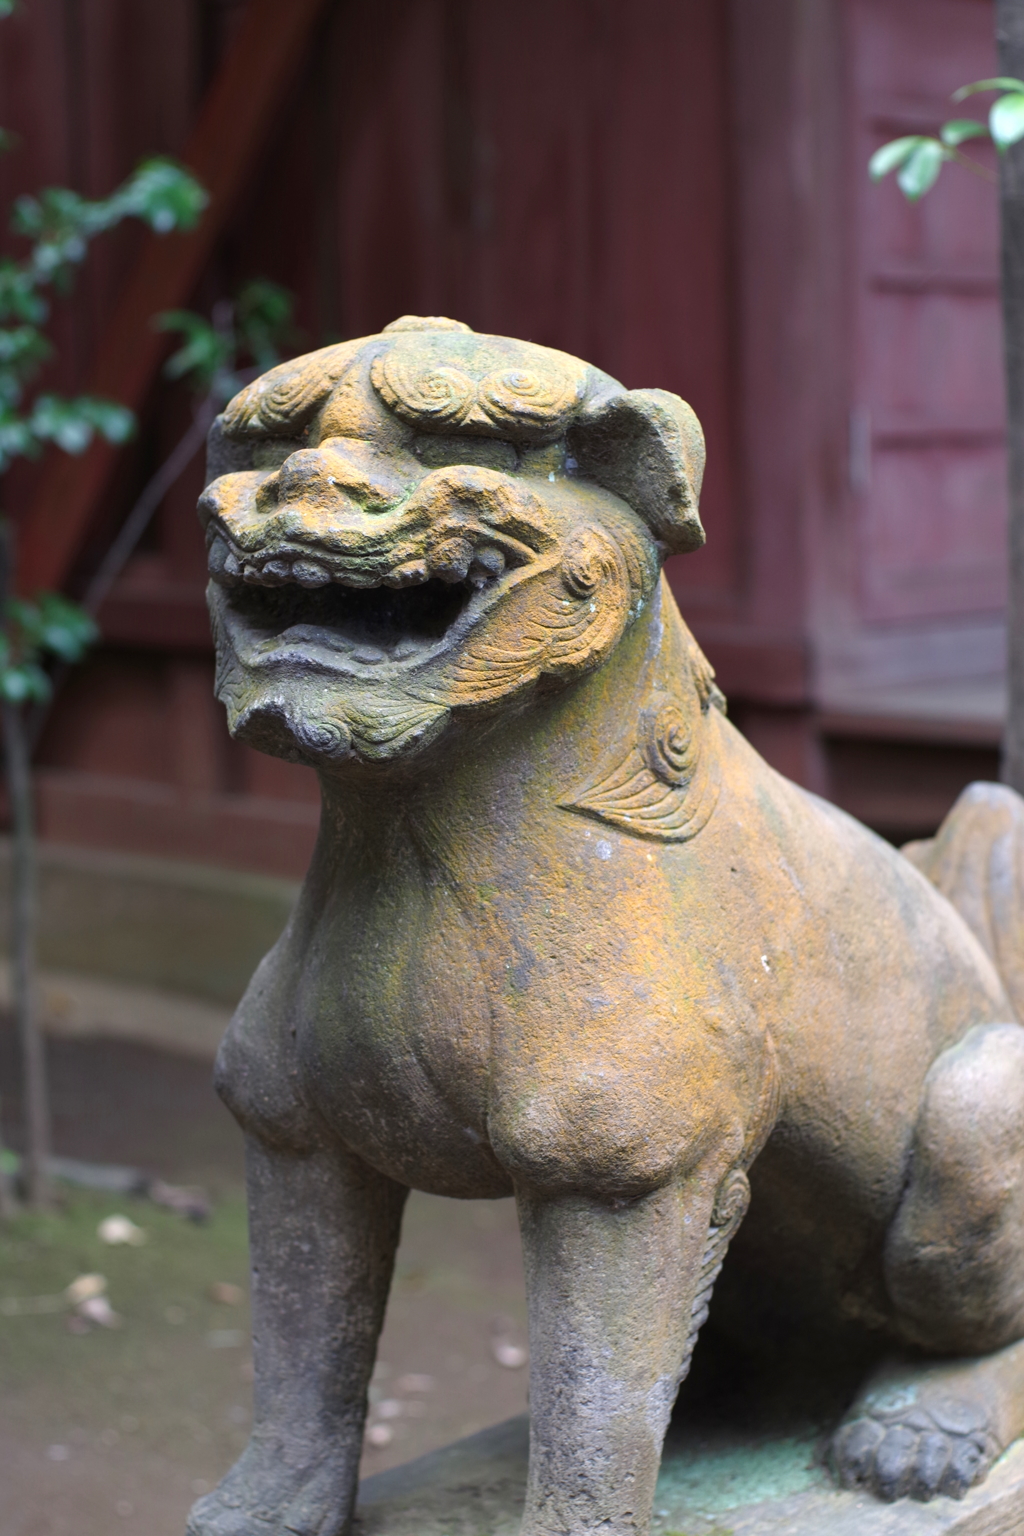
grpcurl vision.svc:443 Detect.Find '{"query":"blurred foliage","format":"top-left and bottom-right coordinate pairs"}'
top-left (157, 278), bottom-right (296, 402)
top-left (0, 132), bottom-right (204, 694)
top-left (870, 76), bottom-right (1024, 200)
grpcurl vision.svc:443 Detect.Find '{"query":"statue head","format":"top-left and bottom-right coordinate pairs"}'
top-left (199, 316), bottom-right (706, 768)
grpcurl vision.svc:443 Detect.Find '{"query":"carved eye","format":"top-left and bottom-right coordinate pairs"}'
top-left (642, 702), bottom-right (694, 785)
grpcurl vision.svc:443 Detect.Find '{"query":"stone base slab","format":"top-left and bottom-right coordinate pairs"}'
top-left (355, 1413), bottom-right (1024, 1536)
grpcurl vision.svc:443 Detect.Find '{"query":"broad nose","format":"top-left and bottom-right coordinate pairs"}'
top-left (260, 439), bottom-right (410, 514)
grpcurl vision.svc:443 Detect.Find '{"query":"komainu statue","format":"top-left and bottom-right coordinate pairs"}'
top-left (187, 316), bottom-right (1024, 1536)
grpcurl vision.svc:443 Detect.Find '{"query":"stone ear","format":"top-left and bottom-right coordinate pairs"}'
top-left (567, 389), bottom-right (706, 555)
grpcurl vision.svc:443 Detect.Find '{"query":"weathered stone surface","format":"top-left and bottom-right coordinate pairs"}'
top-left (357, 1415), bottom-right (1024, 1536)
top-left (187, 317), bottom-right (1024, 1536)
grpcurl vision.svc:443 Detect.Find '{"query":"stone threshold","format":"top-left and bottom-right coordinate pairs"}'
top-left (356, 1413), bottom-right (1024, 1535)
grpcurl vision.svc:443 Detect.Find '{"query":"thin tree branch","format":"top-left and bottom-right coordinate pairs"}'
top-left (83, 392), bottom-right (218, 616)
top-left (26, 392), bottom-right (218, 753)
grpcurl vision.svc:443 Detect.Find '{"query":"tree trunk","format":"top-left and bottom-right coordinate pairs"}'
top-left (3, 696), bottom-right (51, 1209)
top-left (0, 1093), bottom-right (17, 1215)
top-left (0, 520), bottom-right (50, 1211)
top-left (997, 0), bottom-right (1024, 792)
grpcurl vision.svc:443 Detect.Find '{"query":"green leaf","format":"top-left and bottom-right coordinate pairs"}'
top-left (117, 158), bottom-right (208, 234)
top-left (0, 411), bottom-right (38, 469)
top-left (940, 118), bottom-right (989, 146)
top-left (27, 393), bottom-right (134, 453)
top-left (156, 308), bottom-right (233, 391)
top-left (0, 324), bottom-right (50, 372)
top-left (991, 93), bottom-right (1024, 150)
top-left (0, 662), bottom-right (51, 703)
top-left (236, 279), bottom-right (295, 371)
top-left (0, 1), bottom-right (16, 16)
top-left (35, 593), bottom-right (97, 661)
top-left (869, 136), bottom-right (928, 180)
top-left (11, 161), bottom-right (207, 297)
top-left (8, 596), bottom-right (43, 644)
top-left (0, 262), bottom-right (47, 324)
top-left (952, 77), bottom-right (1024, 101)
top-left (28, 394), bottom-right (93, 452)
top-left (76, 396), bottom-right (134, 444)
top-left (897, 139), bottom-right (947, 199)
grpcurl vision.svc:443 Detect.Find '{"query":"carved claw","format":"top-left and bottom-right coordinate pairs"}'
top-left (832, 1394), bottom-right (999, 1502)
top-left (186, 1447), bottom-right (353, 1536)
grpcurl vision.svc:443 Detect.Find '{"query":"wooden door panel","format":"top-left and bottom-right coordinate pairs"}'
top-left (850, 0), bottom-right (1004, 630)
top-left (864, 444), bottom-right (1007, 620)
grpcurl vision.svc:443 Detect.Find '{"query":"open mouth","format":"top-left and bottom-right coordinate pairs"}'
top-left (221, 573), bottom-right (481, 663)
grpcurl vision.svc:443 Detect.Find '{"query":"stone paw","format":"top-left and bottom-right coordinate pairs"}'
top-left (185, 1443), bottom-right (353, 1536)
top-left (832, 1392), bottom-right (1000, 1503)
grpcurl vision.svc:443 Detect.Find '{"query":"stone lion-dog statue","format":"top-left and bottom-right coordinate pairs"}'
top-left (188, 316), bottom-right (1024, 1536)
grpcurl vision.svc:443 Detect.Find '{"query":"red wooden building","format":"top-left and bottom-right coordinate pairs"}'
top-left (0, 0), bottom-right (1006, 880)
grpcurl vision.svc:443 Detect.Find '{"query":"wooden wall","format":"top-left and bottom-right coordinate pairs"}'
top-left (0, 0), bottom-right (1008, 873)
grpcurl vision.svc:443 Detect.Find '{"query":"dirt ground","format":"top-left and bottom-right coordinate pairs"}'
top-left (0, 1024), bottom-right (528, 1536)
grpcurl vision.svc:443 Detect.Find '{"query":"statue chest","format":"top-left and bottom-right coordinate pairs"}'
top-left (290, 854), bottom-right (509, 1195)
top-left (283, 839), bottom-right (734, 1201)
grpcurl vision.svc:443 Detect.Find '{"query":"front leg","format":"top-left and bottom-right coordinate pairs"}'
top-left (188, 1134), bottom-right (407, 1536)
top-left (516, 1166), bottom-right (748, 1536)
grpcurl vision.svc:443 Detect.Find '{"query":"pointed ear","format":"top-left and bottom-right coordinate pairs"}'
top-left (567, 388), bottom-right (706, 555)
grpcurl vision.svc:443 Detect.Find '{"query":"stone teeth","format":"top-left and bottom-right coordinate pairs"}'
top-left (223, 551), bottom-right (242, 578)
top-left (383, 561), bottom-right (429, 589)
top-left (432, 539), bottom-right (473, 583)
top-left (292, 560), bottom-right (331, 588)
top-left (261, 559), bottom-right (293, 584)
top-left (338, 572), bottom-right (382, 590)
top-left (352, 645), bottom-right (386, 664)
top-left (473, 546), bottom-right (505, 577)
top-left (243, 562), bottom-right (262, 582)
top-left (207, 537), bottom-right (236, 581)
top-left (468, 546), bottom-right (505, 587)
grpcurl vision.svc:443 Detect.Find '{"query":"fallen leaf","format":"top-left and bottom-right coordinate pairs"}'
top-left (78, 1295), bottom-right (121, 1328)
top-left (396, 1372), bottom-right (435, 1392)
top-left (98, 1215), bottom-right (146, 1246)
top-left (492, 1340), bottom-right (528, 1369)
top-left (65, 1274), bottom-right (107, 1306)
top-left (208, 1282), bottom-right (244, 1306)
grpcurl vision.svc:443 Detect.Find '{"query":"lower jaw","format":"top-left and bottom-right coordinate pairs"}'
top-left (221, 667), bottom-right (453, 765)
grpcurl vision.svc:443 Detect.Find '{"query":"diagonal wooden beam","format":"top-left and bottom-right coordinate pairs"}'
top-left (18, 0), bottom-right (330, 595)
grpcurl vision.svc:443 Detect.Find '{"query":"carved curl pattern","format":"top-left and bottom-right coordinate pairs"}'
top-left (559, 686), bottom-right (720, 842)
top-left (371, 353), bottom-right (476, 428)
top-left (371, 339), bottom-right (584, 441)
top-left (711, 1168), bottom-right (751, 1231)
top-left (221, 346), bottom-right (353, 439)
top-left (641, 702), bottom-right (695, 786)
top-left (480, 365), bottom-right (583, 433)
top-left (260, 362), bottom-right (336, 433)
top-left (446, 528), bottom-right (636, 707)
